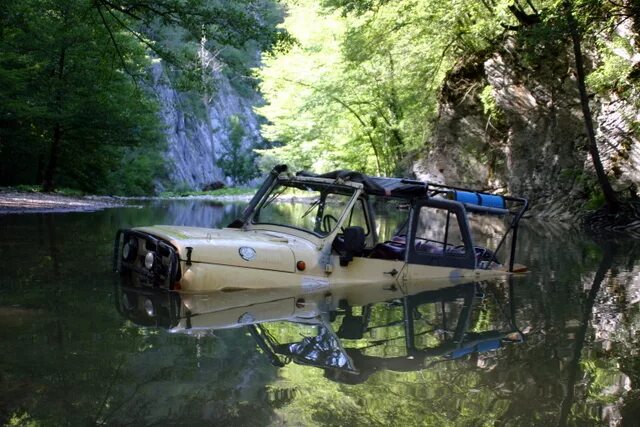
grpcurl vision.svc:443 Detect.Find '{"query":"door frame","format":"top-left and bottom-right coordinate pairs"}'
top-left (406, 198), bottom-right (476, 270)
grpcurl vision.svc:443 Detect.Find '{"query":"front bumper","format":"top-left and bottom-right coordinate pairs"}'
top-left (114, 229), bottom-right (181, 290)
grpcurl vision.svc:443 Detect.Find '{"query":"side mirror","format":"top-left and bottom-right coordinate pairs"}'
top-left (340, 226), bottom-right (365, 266)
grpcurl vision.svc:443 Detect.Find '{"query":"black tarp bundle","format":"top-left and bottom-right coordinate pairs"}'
top-left (296, 170), bottom-right (427, 198)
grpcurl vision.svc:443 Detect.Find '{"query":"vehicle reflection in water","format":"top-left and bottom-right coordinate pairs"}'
top-left (114, 278), bottom-right (524, 383)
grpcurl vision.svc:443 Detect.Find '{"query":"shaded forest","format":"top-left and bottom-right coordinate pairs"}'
top-left (0, 0), bottom-right (285, 194)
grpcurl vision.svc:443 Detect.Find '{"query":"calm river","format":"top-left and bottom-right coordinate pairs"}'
top-left (1, 200), bottom-right (639, 426)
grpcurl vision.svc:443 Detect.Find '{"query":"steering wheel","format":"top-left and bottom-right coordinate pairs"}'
top-left (322, 214), bottom-right (339, 233)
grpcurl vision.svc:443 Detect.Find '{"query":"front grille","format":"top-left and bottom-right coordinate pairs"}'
top-left (114, 229), bottom-right (181, 289)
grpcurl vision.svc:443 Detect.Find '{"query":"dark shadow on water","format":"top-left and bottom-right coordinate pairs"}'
top-left (558, 240), bottom-right (616, 426)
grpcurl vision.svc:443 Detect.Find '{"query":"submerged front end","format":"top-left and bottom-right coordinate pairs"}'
top-left (113, 225), bottom-right (314, 292)
top-left (114, 228), bottom-right (182, 290)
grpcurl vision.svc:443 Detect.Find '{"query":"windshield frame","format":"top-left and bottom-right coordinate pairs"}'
top-left (249, 177), bottom-right (362, 239)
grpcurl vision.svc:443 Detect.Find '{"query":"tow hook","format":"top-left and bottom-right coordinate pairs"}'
top-left (186, 247), bottom-right (193, 266)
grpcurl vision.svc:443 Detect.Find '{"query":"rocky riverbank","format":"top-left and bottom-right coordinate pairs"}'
top-left (0, 188), bottom-right (258, 214)
top-left (0, 189), bottom-right (126, 214)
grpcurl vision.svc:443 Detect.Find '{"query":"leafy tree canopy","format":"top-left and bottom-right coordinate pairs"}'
top-left (0, 0), bottom-right (286, 194)
top-left (256, 0), bottom-right (638, 176)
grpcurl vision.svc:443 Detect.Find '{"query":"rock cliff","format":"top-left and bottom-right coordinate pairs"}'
top-left (413, 30), bottom-right (640, 220)
top-left (151, 62), bottom-right (263, 191)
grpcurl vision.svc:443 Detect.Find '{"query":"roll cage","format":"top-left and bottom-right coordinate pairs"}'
top-left (229, 165), bottom-right (528, 272)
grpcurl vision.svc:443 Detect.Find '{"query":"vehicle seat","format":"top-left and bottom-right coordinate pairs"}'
top-left (332, 234), bottom-right (346, 254)
top-left (369, 236), bottom-right (406, 260)
top-left (414, 240), bottom-right (443, 254)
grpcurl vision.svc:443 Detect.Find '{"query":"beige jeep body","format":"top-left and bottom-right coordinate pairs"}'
top-left (114, 166), bottom-right (528, 295)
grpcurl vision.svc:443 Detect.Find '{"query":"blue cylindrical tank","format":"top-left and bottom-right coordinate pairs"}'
top-left (452, 191), bottom-right (505, 210)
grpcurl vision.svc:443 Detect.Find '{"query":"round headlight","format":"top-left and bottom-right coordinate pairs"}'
top-left (122, 243), bottom-right (131, 260)
top-left (122, 293), bottom-right (134, 311)
top-left (144, 298), bottom-right (155, 317)
top-left (122, 238), bottom-right (137, 261)
top-left (144, 252), bottom-right (155, 270)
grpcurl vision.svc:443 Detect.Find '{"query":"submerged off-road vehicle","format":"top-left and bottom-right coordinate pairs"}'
top-left (113, 165), bottom-right (528, 293)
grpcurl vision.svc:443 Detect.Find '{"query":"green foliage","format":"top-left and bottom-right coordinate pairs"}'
top-left (582, 358), bottom-right (625, 404)
top-left (560, 167), bottom-right (607, 211)
top-left (100, 147), bottom-right (168, 196)
top-left (6, 412), bottom-right (37, 427)
top-left (257, 0), bottom-right (637, 194)
top-left (255, 0), bottom-right (530, 175)
top-left (0, 0), bottom-right (163, 194)
top-left (0, 0), bottom-right (287, 195)
top-left (218, 115), bottom-right (259, 184)
top-left (480, 85), bottom-right (499, 120)
top-left (165, 181), bottom-right (195, 196)
top-left (586, 37), bottom-right (636, 95)
top-left (11, 185), bottom-right (48, 194)
top-left (585, 188), bottom-right (606, 210)
top-left (146, 0), bottom-right (288, 96)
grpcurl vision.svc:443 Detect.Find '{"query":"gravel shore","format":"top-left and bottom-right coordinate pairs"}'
top-left (0, 190), bottom-right (126, 214)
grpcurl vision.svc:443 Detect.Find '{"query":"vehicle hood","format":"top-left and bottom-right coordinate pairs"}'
top-left (135, 225), bottom-right (298, 273)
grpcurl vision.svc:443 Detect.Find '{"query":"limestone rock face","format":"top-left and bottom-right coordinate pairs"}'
top-left (413, 39), bottom-right (640, 219)
top-left (151, 63), bottom-right (263, 190)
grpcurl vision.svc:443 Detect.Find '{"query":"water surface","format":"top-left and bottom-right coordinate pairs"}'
top-left (1, 200), bottom-right (639, 426)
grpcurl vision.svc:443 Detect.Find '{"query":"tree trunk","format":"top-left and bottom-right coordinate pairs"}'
top-left (42, 123), bottom-right (62, 192)
top-left (563, 0), bottom-right (619, 212)
top-left (42, 45), bottom-right (66, 193)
